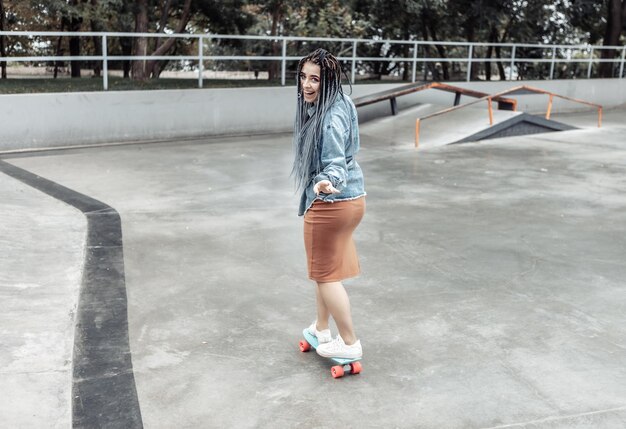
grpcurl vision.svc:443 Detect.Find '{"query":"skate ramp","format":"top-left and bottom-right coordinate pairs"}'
top-left (360, 103), bottom-right (538, 149)
top-left (359, 103), bottom-right (444, 148)
top-left (357, 84), bottom-right (597, 149)
top-left (452, 113), bottom-right (577, 144)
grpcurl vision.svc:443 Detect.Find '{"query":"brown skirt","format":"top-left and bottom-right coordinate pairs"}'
top-left (303, 197), bottom-right (365, 282)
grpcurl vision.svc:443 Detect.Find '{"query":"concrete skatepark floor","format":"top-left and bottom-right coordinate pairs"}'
top-left (2, 107), bottom-right (626, 428)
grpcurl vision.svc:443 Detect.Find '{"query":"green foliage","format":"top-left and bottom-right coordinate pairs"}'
top-left (566, 0), bottom-right (608, 44)
top-left (289, 0), bottom-right (365, 38)
top-left (3, 0), bottom-right (621, 48)
top-left (1, 0), bottom-right (623, 82)
top-left (193, 0), bottom-right (254, 34)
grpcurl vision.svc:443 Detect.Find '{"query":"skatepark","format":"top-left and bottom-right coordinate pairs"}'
top-left (2, 82), bottom-right (626, 428)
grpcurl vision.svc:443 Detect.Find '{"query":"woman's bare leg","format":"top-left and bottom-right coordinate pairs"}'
top-left (317, 281), bottom-right (357, 345)
top-left (315, 285), bottom-right (330, 331)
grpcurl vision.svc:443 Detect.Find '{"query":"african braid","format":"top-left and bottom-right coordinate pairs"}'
top-left (291, 49), bottom-right (345, 193)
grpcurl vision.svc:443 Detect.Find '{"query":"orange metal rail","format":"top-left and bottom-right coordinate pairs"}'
top-left (353, 81), bottom-right (518, 114)
top-left (414, 85), bottom-right (603, 148)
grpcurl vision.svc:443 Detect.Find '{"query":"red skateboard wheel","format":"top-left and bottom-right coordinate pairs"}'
top-left (299, 340), bottom-right (311, 352)
top-left (331, 365), bottom-right (344, 378)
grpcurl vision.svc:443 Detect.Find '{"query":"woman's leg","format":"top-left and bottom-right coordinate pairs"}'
top-left (317, 281), bottom-right (357, 345)
top-left (315, 284), bottom-right (330, 331)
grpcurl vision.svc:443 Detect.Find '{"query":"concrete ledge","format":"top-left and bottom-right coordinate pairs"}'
top-left (0, 170), bottom-right (85, 428)
top-left (1, 79), bottom-right (624, 152)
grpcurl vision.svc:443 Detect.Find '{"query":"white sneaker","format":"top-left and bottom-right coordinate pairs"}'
top-left (316, 335), bottom-right (362, 359)
top-left (307, 321), bottom-right (332, 344)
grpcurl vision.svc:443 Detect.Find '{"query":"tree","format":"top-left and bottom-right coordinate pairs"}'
top-left (88, 0), bottom-right (105, 77)
top-left (353, 0), bottom-right (446, 80)
top-left (7, 0), bottom-right (130, 78)
top-left (130, 0), bottom-right (252, 80)
top-left (143, 0), bottom-right (192, 78)
top-left (417, 0), bottom-right (451, 80)
top-left (599, 0), bottom-right (626, 77)
top-left (1, 0), bottom-right (57, 76)
top-left (131, 0), bottom-right (149, 80)
top-left (1, 0), bottom-right (624, 82)
top-left (66, 0), bottom-right (87, 77)
top-left (0, 0), bottom-right (6, 79)
top-left (561, 0), bottom-right (624, 77)
top-left (116, 1), bottom-right (135, 78)
top-left (247, 0), bottom-right (291, 80)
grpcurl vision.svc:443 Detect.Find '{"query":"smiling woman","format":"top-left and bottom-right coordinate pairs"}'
top-left (300, 62), bottom-right (321, 103)
top-left (291, 48), bottom-right (367, 362)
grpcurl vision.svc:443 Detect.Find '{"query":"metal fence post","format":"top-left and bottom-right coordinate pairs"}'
top-left (587, 47), bottom-right (594, 79)
top-left (620, 47), bottom-right (626, 78)
top-left (466, 44), bottom-right (473, 82)
top-left (509, 45), bottom-right (516, 80)
top-left (412, 42), bottom-right (418, 83)
top-left (198, 36), bottom-right (204, 88)
top-left (549, 46), bottom-right (556, 80)
top-left (281, 38), bottom-right (286, 86)
top-left (102, 35), bottom-right (108, 91)
top-left (349, 41), bottom-right (356, 83)
top-left (423, 46), bottom-right (428, 80)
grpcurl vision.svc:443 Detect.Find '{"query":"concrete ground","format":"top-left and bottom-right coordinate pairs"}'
top-left (1, 106), bottom-right (626, 428)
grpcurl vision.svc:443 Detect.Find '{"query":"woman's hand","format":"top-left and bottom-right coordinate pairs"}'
top-left (314, 180), bottom-right (340, 196)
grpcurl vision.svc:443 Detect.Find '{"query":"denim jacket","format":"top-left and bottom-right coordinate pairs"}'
top-left (298, 93), bottom-right (366, 216)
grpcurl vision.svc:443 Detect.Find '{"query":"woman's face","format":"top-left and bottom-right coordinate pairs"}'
top-left (300, 61), bottom-right (321, 103)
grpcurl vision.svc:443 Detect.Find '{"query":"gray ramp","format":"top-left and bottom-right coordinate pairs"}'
top-left (361, 104), bottom-right (579, 148)
top-left (359, 103), bottom-right (444, 147)
top-left (417, 108), bottom-right (523, 147)
top-left (360, 104), bottom-right (523, 148)
top-left (455, 113), bottom-right (578, 144)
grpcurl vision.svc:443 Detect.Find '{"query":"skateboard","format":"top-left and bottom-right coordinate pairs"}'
top-left (299, 328), bottom-right (363, 379)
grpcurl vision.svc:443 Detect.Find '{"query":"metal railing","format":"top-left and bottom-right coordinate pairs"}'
top-left (414, 85), bottom-right (603, 147)
top-left (1, 31), bottom-right (625, 90)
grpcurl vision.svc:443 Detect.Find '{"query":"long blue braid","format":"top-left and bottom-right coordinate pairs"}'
top-left (291, 49), bottom-right (345, 192)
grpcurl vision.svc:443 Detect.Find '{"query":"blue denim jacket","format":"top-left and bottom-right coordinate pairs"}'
top-left (298, 93), bottom-right (366, 216)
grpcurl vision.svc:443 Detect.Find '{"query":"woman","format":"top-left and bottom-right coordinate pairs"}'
top-left (292, 48), bottom-right (366, 359)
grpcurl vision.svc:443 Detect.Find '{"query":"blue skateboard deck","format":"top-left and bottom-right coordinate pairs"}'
top-left (299, 328), bottom-right (363, 378)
